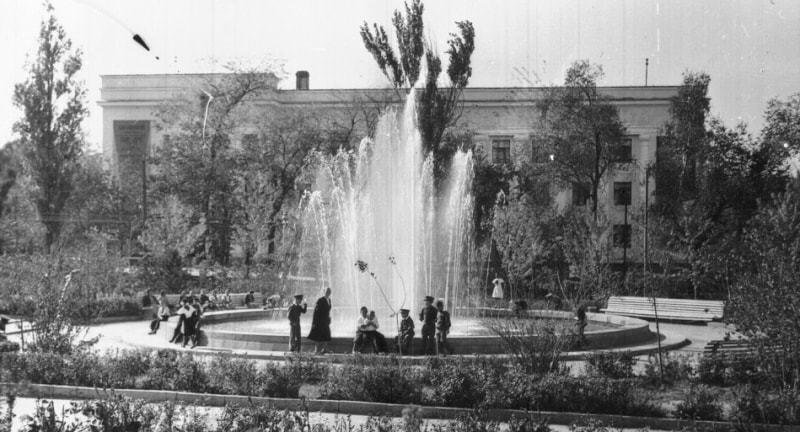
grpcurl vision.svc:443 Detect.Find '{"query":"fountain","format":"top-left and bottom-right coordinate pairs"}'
top-left (294, 89), bottom-right (474, 319)
top-left (185, 90), bottom-right (663, 355)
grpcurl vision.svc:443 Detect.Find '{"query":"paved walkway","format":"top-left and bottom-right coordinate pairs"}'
top-left (6, 316), bottom-right (738, 364)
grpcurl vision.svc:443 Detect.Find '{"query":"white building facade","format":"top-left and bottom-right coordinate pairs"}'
top-left (99, 73), bottom-right (678, 261)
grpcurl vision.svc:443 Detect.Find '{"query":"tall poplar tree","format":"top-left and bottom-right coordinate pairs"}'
top-left (360, 0), bottom-right (475, 183)
top-left (13, 3), bottom-right (87, 250)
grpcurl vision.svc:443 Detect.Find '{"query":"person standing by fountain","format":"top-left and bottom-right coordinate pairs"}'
top-left (435, 300), bottom-right (453, 355)
top-left (287, 294), bottom-right (307, 352)
top-left (396, 308), bottom-right (414, 354)
top-left (419, 295), bottom-right (437, 355)
top-left (491, 277), bottom-right (505, 308)
top-left (308, 287), bottom-right (332, 354)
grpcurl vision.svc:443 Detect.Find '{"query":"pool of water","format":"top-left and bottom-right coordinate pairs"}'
top-left (201, 316), bottom-right (619, 337)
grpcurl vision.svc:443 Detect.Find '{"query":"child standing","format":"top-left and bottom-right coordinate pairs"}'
top-left (396, 308), bottom-right (415, 354)
top-left (435, 300), bottom-right (453, 355)
top-left (288, 294), bottom-right (307, 352)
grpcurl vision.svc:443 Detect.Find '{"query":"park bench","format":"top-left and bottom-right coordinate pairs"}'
top-left (703, 339), bottom-right (784, 358)
top-left (600, 296), bottom-right (724, 322)
top-left (141, 292), bottom-right (268, 317)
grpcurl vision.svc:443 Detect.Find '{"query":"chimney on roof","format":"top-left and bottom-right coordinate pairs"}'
top-left (296, 71), bottom-right (309, 90)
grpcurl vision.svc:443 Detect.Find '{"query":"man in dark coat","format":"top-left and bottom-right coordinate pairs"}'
top-left (288, 294), bottom-right (307, 352)
top-left (419, 295), bottom-right (437, 355)
top-left (308, 287), bottom-right (332, 354)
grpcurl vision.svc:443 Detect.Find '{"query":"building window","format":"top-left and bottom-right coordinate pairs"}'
top-left (612, 138), bottom-right (633, 163)
top-left (492, 138), bottom-right (512, 164)
top-left (613, 224), bottom-right (632, 248)
top-left (572, 183), bottom-right (590, 206)
top-left (613, 182), bottom-right (632, 206)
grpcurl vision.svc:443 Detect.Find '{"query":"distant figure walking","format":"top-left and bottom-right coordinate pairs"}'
top-left (308, 287), bottom-right (332, 354)
top-left (435, 300), bottom-right (453, 355)
top-left (287, 294), bottom-right (307, 352)
top-left (576, 303), bottom-right (588, 342)
top-left (396, 308), bottom-right (415, 354)
top-left (419, 295), bottom-right (437, 355)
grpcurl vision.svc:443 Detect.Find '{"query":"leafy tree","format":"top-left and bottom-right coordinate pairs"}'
top-left (761, 92), bottom-right (800, 157)
top-left (534, 60), bottom-right (626, 218)
top-left (728, 179), bottom-right (800, 390)
top-left (649, 71), bottom-right (790, 298)
top-left (651, 118), bottom-right (789, 298)
top-left (655, 71), bottom-right (711, 216)
top-left (490, 191), bottom-right (553, 299)
top-left (360, 0), bottom-right (475, 183)
top-left (0, 143), bottom-right (21, 252)
top-left (59, 153), bottom-right (140, 253)
top-left (235, 109), bottom-right (330, 263)
top-left (12, 4), bottom-right (87, 250)
top-left (0, 144), bottom-right (18, 220)
top-left (555, 206), bottom-right (616, 305)
top-left (0, 173), bottom-right (44, 255)
top-left (150, 69), bottom-right (274, 264)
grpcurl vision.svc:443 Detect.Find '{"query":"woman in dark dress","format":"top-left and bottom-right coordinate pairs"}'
top-left (307, 287), bottom-right (332, 354)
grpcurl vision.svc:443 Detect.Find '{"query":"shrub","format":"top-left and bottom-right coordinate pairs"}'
top-left (207, 355), bottom-right (262, 395)
top-left (675, 385), bottom-right (723, 421)
top-left (568, 418), bottom-right (620, 432)
top-left (216, 402), bottom-right (311, 432)
top-left (318, 357), bottom-right (423, 404)
top-left (641, 351), bottom-right (693, 386)
top-left (424, 357), bottom-right (511, 408)
top-left (139, 351), bottom-right (182, 390)
top-left (696, 352), bottom-right (763, 386)
top-left (487, 318), bottom-right (576, 375)
top-left (282, 353), bottom-right (329, 383)
top-left (524, 375), bottom-right (663, 417)
top-left (731, 385), bottom-right (799, 426)
top-left (259, 362), bottom-right (303, 398)
top-left (0, 341), bottom-right (20, 354)
top-left (170, 355), bottom-right (210, 393)
top-left (585, 351), bottom-right (634, 379)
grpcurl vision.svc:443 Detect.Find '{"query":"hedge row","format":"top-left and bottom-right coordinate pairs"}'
top-left (0, 349), bottom-right (662, 417)
top-left (0, 296), bottom-right (142, 319)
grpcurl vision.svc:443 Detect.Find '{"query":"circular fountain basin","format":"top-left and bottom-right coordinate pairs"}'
top-left (172, 308), bottom-right (655, 355)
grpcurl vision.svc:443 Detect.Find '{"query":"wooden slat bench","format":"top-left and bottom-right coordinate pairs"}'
top-left (704, 339), bottom-right (755, 358)
top-left (600, 296), bottom-right (724, 322)
top-left (704, 339), bottom-right (784, 359)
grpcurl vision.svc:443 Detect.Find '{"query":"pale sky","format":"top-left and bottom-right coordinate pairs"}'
top-left (1, 0), bottom-right (799, 152)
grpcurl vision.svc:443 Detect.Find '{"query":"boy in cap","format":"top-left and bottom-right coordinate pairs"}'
top-left (419, 295), bottom-right (437, 355)
top-left (288, 294), bottom-right (307, 352)
top-left (396, 308), bottom-right (415, 354)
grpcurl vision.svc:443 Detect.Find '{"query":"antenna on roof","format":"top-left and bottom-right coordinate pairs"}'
top-left (645, 58), bottom-right (649, 87)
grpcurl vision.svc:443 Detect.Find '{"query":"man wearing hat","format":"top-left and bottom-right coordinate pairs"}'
top-left (288, 294), bottom-right (308, 352)
top-left (419, 295), bottom-right (437, 355)
top-left (396, 308), bottom-right (414, 354)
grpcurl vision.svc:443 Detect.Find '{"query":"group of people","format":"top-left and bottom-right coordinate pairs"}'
top-left (143, 288), bottom-right (235, 348)
top-left (287, 289), bottom-right (453, 356)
